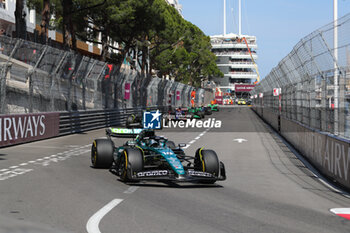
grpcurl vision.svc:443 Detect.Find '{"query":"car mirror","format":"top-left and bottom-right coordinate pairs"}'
top-left (178, 143), bottom-right (186, 148)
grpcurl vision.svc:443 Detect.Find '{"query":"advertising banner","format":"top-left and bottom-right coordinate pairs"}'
top-left (235, 84), bottom-right (255, 92)
top-left (215, 93), bottom-right (223, 105)
top-left (176, 91), bottom-right (180, 101)
top-left (0, 112), bottom-right (60, 147)
top-left (273, 88), bottom-right (281, 96)
top-left (124, 83), bottom-right (131, 100)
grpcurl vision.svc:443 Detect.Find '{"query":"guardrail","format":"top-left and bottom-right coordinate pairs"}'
top-left (59, 107), bottom-right (164, 135)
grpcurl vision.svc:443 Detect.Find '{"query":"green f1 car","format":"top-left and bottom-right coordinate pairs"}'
top-left (208, 104), bottom-right (219, 112)
top-left (188, 107), bottom-right (205, 119)
top-left (91, 128), bottom-right (226, 184)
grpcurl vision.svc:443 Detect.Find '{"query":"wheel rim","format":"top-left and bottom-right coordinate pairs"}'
top-left (91, 143), bottom-right (97, 166)
top-left (121, 151), bottom-right (128, 180)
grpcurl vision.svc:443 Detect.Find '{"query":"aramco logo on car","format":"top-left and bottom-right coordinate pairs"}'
top-left (143, 110), bottom-right (222, 129)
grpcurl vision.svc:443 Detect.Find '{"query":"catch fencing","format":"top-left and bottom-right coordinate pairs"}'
top-left (251, 13), bottom-right (350, 190)
top-left (0, 36), bottom-right (212, 114)
top-left (251, 13), bottom-right (350, 139)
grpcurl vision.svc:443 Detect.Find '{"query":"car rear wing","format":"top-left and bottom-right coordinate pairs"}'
top-left (106, 127), bottom-right (143, 138)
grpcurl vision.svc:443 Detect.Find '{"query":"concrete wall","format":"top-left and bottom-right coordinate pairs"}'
top-left (253, 107), bottom-right (350, 190)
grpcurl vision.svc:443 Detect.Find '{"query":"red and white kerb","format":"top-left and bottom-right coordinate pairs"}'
top-left (330, 208), bottom-right (350, 220)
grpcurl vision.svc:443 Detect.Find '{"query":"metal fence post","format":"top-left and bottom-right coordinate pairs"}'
top-left (27, 45), bottom-right (48, 113)
top-left (318, 31), bottom-right (341, 134)
top-left (321, 78), bottom-right (327, 131)
top-left (50, 51), bottom-right (68, 111)
top-left (0, 62), bottom-right (12, 114)
top-left (83, 60), bottom-right (97, 110)
top-left (27, 68), bottom-right (34, 112)
top-left (339, 70), bottom-right (345, 136)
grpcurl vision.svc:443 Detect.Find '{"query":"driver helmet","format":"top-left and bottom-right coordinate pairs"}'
top-left (149, 139), bottom-right (159, 147)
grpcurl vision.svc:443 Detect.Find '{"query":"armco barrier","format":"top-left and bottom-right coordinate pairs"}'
top-left (0, 106), bottom-right (166, 148)
top-left (252, 107), bottom-right (350, 190)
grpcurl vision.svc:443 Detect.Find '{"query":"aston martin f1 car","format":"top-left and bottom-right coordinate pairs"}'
top-left (91, 128), bottom-right (226, 183)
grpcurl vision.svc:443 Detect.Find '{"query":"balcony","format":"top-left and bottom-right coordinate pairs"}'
top-left (214, 51), bottom-right (258, 59)
top-left (217, 61), bottom-right (256, 69)
top-left (212, 43), bottom-right (257, 49)
top-left (225, 72), bottom-right (258, 79)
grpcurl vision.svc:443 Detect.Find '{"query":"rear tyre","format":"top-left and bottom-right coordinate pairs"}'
top-left (166, 141), bottom-right (176, 149)
top-left (195, 148), bottom-right (220, 184)
top-left (91, 139), bottom-right (114, 168)
top-left (120, 148), bottom-right (144, 182)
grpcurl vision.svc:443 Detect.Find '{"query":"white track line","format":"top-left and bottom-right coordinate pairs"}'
top-left (0, 145), bottom-right (91, 182)
top-left (86, 199), bottom-right (124, 233)
top-left (183, 128), bottom-right (211, 150)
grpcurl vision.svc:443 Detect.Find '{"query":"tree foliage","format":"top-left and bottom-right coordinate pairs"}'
top-left (26, 0), bottom-right (223, 86)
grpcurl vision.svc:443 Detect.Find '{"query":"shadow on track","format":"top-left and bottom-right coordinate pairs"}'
top-left (0, 154), bottom-right (7, 160)
top-left (122, 180), bottom-right (224, 189)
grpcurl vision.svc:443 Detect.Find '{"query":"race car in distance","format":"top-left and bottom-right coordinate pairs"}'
top-left (125, 113), bottom-right (142, 128)
top-left (208, 104), bottom-right (219, 112)
top-left (237, 98), bottom-right (246, 105)
top-left (91, 128), bottom-right (226, 184)
top-left (187, 107), bottom-right (205, 119)
top-left (202, 106), bottom-right (212, 115)
top-left (165, 107), bottom-right (192, 122)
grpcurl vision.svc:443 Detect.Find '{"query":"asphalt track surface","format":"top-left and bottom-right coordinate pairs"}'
top-left (1, 106), bottom-right (350, 233)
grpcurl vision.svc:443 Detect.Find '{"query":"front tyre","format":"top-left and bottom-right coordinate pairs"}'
top-left (120, 148), bottom-right (144, 182)
top-left (91, 139), bottom-right (114, 168)
top-left (195, 148), bottom-right (220, 184)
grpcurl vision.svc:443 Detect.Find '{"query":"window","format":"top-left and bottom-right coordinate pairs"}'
top-left (0, 0), bottom-right (5, 9)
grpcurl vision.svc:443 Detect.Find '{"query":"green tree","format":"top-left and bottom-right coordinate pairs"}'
top-left (26, 0), bottom-right (222, 86)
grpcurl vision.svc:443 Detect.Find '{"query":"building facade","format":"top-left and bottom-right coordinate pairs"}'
top-left (165, 0), bottom-right (183, 16)
top-left (0, 0), bottom-right (36, 36)
top-left (210, 33), bottom-right (258, 90)
top-left (0, 0), bottom-right (101, 56)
